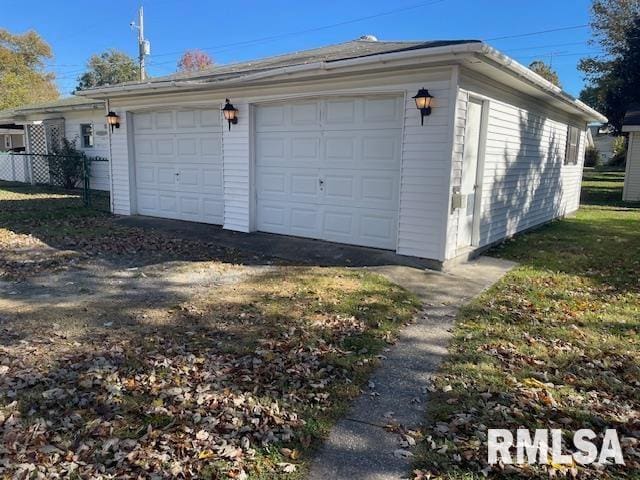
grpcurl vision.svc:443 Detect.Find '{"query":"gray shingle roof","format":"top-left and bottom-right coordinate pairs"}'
top-left (624, 103), bottom-right (640, 126)
top-left (107, 38), bottom-right (481, 87)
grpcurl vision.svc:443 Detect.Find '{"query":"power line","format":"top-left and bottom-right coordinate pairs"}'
top-left (148, 0), bottom-right (448, 60)
top-left (486, 24), bottom-right (590, 41)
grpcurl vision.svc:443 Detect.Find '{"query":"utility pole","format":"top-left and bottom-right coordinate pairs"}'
top-left (131, 6), bottom-right (150, 81)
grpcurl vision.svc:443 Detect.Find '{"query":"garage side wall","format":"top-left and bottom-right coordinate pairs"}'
top-left (446, 70), bottom-right (587, 259)
top-left (623, 132), bottom-right (640, 202)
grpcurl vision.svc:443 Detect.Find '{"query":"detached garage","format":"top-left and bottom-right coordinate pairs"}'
top-left (79, 38), bottom-right (605, 268)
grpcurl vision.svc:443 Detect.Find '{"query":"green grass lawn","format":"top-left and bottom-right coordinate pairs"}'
top-left (414, 170), bottom-right (640, 479)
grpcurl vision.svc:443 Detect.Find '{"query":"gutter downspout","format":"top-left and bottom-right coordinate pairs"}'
top-left (105, 99), bottom-right (115, 214)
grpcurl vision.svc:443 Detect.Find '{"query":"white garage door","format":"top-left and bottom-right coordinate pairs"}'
top-left (255, 95), bottom-right (403, 250)
top-left (133, 108), bottom-right (223, 224)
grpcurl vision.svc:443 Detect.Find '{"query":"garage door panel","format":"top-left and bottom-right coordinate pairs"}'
top-left (156, 139), bottom-right (175, 155)
top-left (200, 109), bottom-right (221, 127)
top-left (362, 176), bottom-right (397, 202)
top-left (176, 110), bottom-right (197, 128)
top-left (324, 175), bottom-right (354, 201)
top-left (291, 137), bottom-right (320, 159)
top-left (325, 99), bottom-right (357, 124)
top-left (135, 138), bottom-right (154, 155)
top-left (157, 167), bottom-right (177, 186)
top-left (291, 102), bottom-right (320, 126)
top-left (361, 213), bottom-right (396, 244)
top-left (363, 96), bottom-right (403, 124)
top-left (202, 168), bottom-right (223, 189)
top-left (133, 112), bottom-right (153, 130)
top-left (290, 207), bottom-right (320, 236)
top-left (133, 108), bottom-right (223, 225)
top-left (201, 137), bottom-right (222, 156)
top-left (155, 111), bottom-right (174, 129)
top-left (291, 174), bottom-right (319, 196)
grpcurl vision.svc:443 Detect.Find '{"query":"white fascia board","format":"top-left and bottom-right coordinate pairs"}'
top-left (478, 45), bottom-right (607, 123)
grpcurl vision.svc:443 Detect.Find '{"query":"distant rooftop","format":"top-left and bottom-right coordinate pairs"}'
top-left (624, 103), bottom-right (640, 126)
top-left (0, 96), bottom-right (103, 120)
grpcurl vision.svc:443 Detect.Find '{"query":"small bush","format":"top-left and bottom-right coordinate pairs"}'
top-left (584, 146), bottom-right (601, 167)
top-left (49, 138), bottom-right (88, 189)
top-left (609, 136), bottom-right (627, 167)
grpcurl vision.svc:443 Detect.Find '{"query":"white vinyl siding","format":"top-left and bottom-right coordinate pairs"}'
top-left (623, 132), bottom-right (640, 201)
top-left (223, 101), bottom-right (251, 232)
top-left (447, 70), bottom-right (586, 257)
top-left (110, 112), bottom-right (132, 214)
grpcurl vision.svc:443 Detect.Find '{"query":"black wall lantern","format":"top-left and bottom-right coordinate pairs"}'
top-left (222, 99), bottom-right (239, 130)
top-left (106, 111), bottom-right (121, 132)
top-left (413, 88), bottom-right (434, 126)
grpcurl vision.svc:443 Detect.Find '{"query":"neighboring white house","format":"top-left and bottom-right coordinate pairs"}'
top-left (0, 124), bottom-right (25, 152)
top-left (0, 97), bottom-right (111, 191)
top-left (622, 104), bottom-right (640, 202)
top-left (588, 124), bottom-right (618, 163)
top-left (76, 38), bottom-right (605, 268)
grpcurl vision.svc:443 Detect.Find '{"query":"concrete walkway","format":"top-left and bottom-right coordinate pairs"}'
top-left (308, 257), bottom-right (516, 480)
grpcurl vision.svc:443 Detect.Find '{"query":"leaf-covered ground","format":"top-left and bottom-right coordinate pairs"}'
top-left (414, 170), bottom-right (640, 479)
top-left (0, 183), bottom-right (422, 478)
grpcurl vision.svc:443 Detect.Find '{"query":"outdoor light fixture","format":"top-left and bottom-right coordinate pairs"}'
top-left (413, 88), bottom-right (434, 125)
top-left (222, 99), bottom-right (239, 130)
top-left (106, 111), bottom-right (121, 132)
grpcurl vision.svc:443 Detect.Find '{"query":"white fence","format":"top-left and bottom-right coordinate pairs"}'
top-left (0, 153), bottom-right (109, 191)
top-left (0, 153), bottom-right (32, 183)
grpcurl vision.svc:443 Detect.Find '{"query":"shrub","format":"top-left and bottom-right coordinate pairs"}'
top-left (609, 136), bottom-right (627, 167)
top-left (49, 138), bottom-right (89, 189)
top-left (584, 146), bottom-right (601, 167)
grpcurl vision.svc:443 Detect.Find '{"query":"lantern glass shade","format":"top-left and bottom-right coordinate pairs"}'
top-left (413, 88), bottom-right (433, 110)
top-left (106, 111), bottom-right (120, 126)
top-left (222, 100), bottom-right (238, 121)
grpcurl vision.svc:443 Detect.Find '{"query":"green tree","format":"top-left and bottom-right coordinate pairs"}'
top-left (0, 29), bottom-right (58, 110)
top-left (528, 60), bottom-right (561, 87)
top-left (579, 0), bottom-right (640, 133)
top-left (76, 49), bottom-right (139, 91)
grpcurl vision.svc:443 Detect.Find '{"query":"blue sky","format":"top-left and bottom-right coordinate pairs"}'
top-left (6, 0), bottom-right (601, 97)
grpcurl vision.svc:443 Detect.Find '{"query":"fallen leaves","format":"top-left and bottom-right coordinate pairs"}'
top-left (0, 265), bottom-right (420, 478)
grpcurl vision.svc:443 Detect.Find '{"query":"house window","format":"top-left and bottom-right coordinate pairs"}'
top-left (565, 125), bottom-right (580, 165)
top-left (3, 135), bottom-right (11, 150)
top-left (80, 123), bottom-right (94, 148)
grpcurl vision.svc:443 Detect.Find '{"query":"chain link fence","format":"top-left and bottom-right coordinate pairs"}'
top-left (0, 153), bottom-right (110, 211)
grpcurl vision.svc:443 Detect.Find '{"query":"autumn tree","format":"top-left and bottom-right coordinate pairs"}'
top-left (0, 29), bottom-right (58, 110)
top-left (76, 49), bottom-right (139, 91)
top-left (177, 50), bottom-right (214, 72)
top-left (528, 60), bottom-right (562, 87)
top-left (579, 0), bottom-right (640, 133)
